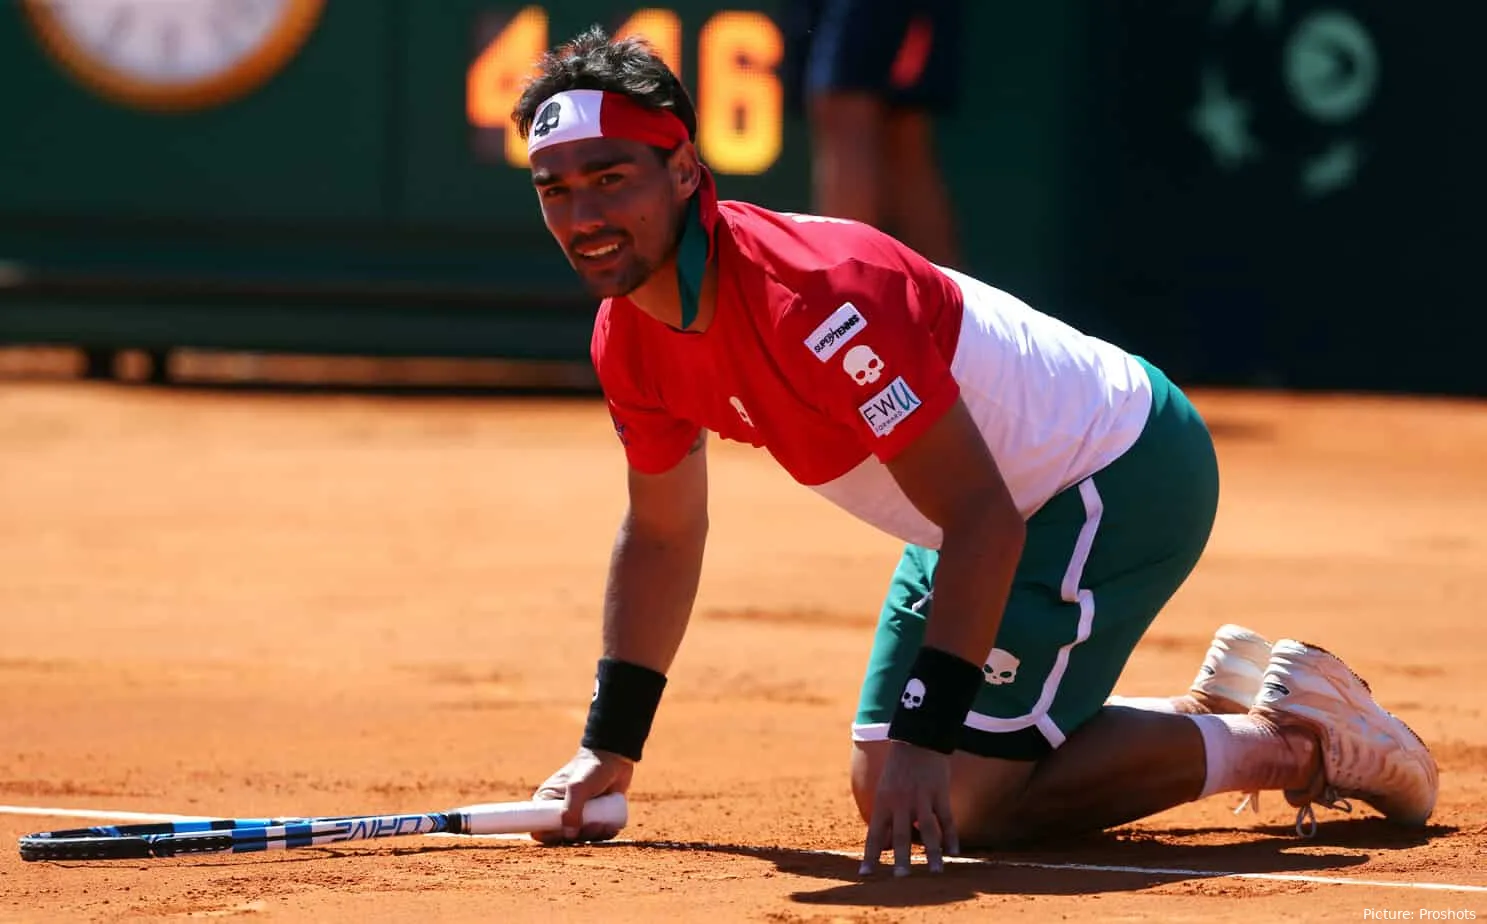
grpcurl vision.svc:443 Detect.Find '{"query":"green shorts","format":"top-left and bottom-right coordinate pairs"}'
top-left (852, 359), bottom-right (1220, 760)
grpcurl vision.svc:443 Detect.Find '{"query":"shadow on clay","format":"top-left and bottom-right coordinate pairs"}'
top-left (604, 817), bottom-right (1457, 907)
top-left (31, 818), bottom-right (1454, 908)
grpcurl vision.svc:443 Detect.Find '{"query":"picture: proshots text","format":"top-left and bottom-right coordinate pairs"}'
top-left (1362, 911), bottom-right (1477, 921)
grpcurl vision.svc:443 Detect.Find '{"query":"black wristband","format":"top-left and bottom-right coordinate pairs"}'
top-left (887, 646), bottom-right (984, 754)
top-left (581, 658), bottom-right (668, 762)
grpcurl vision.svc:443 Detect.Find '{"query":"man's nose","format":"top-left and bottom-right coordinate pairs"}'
top-left (568, 191), bottom-right (608, 234)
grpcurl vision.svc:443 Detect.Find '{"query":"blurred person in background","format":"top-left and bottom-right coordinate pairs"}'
top-left (782, 0), bottom-right (963, 267)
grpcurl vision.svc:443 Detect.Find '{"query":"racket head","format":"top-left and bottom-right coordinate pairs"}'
top-left (19, 817), bottom-right (276, 862)
top-left (22, 833), bottom-right (144, 862)
top-left (20, 834), bottom-right (162, 862)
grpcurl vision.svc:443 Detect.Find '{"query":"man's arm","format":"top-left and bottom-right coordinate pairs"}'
top-left (860, 397), bottom-right (1025, 871)
top-left (885, 399), bottom-right (1025, 665)
top-left (536, 429), bottom-right (709, 841)
top-left (603, 428), bottom-right (710, 673)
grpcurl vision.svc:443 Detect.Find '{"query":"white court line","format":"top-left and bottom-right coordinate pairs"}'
top-left (0, 804), bottom-right (527, 838)
top-left (4, 805), bottom-right (1485, 894)
top-left (1, 806), bottom-right (215, 823)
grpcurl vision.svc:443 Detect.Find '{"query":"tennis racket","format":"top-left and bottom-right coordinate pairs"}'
top-left (17, 793), bottom-right (627, 862)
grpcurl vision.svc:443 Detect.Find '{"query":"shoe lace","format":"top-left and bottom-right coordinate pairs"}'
top-left (1231, 786), bottom-right (1354, 838)
top-left (1232, 790), bottom-right (1260, 816)
top-left (1293, 786), bottom-right (1353, 837)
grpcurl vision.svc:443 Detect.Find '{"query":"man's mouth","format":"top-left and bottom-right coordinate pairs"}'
top-left (574, 239), bottom-right (626, 261)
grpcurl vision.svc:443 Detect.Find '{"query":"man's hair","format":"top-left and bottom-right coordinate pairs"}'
top-left (512, 25), bottom-right (698, 143)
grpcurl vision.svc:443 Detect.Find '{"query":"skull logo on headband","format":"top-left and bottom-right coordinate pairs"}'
top-left (533, 100), bottom-right (562, 138)
top-left (526, 89), bottom-right (691, 157)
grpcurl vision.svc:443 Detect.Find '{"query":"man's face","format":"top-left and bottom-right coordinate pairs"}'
top-left (531, 137), bottom-right (687, 298)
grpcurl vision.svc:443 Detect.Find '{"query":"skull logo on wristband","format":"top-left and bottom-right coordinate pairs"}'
top-left (900, 678), bottom-right (927, 710)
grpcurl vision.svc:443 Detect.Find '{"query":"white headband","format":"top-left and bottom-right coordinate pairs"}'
top-left (527, 89), bottom-right (690, 157)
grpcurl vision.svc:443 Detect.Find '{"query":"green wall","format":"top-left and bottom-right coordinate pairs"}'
top-left (0, 1), bottom-right (1090, 360)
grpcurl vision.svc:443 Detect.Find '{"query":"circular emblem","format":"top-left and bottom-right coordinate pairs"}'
top-left (23, 0), bottom-right (326, 112)
top-left (1190, 0), bottom-right (1380, 198)
top-left (1283, 10), bottom-right (1379, 124)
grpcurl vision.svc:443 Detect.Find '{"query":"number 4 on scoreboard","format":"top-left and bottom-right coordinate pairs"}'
top-left (467, 6), bottom-right (549, 167)
top-left (467, 6), bottom-right (782, 175)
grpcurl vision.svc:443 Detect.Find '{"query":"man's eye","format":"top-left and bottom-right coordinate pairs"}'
top-left (540, 186), bottom-right (567, 199)
top-left (597, 173), bottom-right (623, 187)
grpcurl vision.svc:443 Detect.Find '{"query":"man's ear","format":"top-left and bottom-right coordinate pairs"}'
top-left (670, 142), bottom-right (702, 197)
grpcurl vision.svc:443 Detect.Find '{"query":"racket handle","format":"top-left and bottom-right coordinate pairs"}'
top-left (458, 793), bottom-right (628, 836)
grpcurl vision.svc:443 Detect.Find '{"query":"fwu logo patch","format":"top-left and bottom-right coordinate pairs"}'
top-left (859, 376), bottom-right (922, 437)
top-left (804, 302), bottom-right (866, 361)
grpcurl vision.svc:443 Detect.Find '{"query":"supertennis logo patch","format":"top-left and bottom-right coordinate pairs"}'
top-left (805, 302), bottom-right (866, 361)
top-left (859, 376), bottom-right (922, 437)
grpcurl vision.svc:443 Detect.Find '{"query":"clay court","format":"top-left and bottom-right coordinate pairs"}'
top-left (2, 371), bottom-right (1484, 922)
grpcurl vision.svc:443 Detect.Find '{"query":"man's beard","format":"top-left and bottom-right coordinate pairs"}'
top-left (573, 203), bottom-right (687, 299)
top-left (579, 253), bottom-right (657, 298)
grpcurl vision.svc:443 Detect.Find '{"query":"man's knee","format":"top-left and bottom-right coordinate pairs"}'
top-left (849, 739), bottom-right (1039, 846)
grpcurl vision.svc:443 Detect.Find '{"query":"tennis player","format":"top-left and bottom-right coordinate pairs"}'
top-left (514, 27), bottom-right (1439, 875)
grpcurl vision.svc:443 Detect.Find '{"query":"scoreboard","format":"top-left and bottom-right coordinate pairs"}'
top-left (422, 2), bottom-right (808, 230)
top-left (468, 7), bottom-right (786, 177)
top-left (0, 1), bottom-right (810, 309)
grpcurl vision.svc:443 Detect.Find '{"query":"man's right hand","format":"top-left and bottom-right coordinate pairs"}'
top-left (531, 747), bottom-right (635, 845)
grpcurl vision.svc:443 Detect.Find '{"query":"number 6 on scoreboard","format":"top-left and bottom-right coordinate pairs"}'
top-left (697, 11), bottom-right (782, 176)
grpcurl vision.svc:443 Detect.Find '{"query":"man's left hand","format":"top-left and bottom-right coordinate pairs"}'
top-left (860, 740), bottom-right (958, 876)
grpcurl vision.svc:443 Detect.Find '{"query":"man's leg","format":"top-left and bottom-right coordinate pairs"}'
top-left (995, 623), bottom-right (1305, 840)
top-left (854, 622), bottom-right (1292, 841)
top-left (807, 92), bottom-right (886, 225)
top-left (796, 0), bottom-right (908, 227)
top-left (851, 358), bottom-right (1228, 844)
top-left (848, 555), bottom-right (1316, 847)
top-left (879, 1), bottom-right (964, 266)
top-left (857, 637), bottom-right (1439, 848)
top-left (1011, 631), bottom-right (1441, 842)
top-left (847, 521), bottom-right (1282, 846)
top-left (852, 705), bottom-right (1317, 846)
top-left (882, 109), bottom-right (960, 267)
top-left (971, 707), bottom-right (1317, 844)
top-left (1108, 623), bottom-right (1275, 716)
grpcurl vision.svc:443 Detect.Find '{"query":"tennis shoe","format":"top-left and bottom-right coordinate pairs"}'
top-left (1250, 639), bottom-right (1439, 836)
top-left (1189, 623), bottom-right (1273, 713)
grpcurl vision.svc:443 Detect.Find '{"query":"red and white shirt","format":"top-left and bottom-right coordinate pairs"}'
top-left (593, 201), bottom-right (1153, 548)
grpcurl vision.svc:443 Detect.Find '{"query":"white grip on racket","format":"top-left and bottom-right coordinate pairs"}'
top-left (458, 793), bottom-right (628, 836)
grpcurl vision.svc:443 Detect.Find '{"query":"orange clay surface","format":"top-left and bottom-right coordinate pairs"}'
top-left (1, 380), bottom-right (1484, 922)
